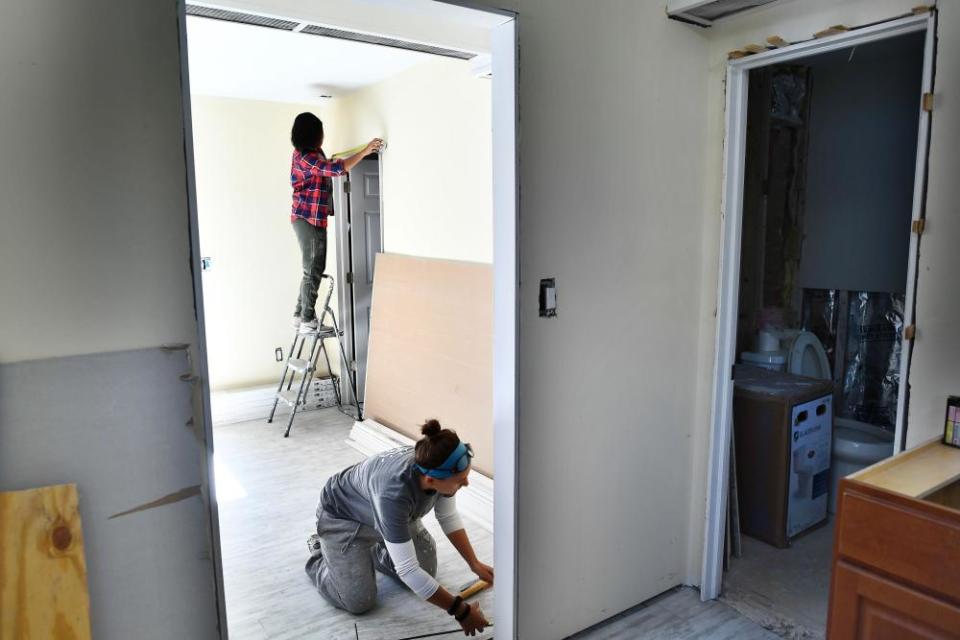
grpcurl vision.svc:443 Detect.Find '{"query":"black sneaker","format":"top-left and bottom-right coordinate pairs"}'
top-left (307, 534), bottom-right (323, 558)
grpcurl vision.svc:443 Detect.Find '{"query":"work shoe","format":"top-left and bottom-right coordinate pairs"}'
top-left (291, 315), bottom-right (301, 329)
top-left (299, 317), bottom-right (318, 334)
top-left (307, 534), bottom-right (323, 558)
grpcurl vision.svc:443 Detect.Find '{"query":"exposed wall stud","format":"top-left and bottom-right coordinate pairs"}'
top-left (912, 219), bottom-right (926, 235)
top-left (922, 92), bottom-right (935, 112)
top-left (904, 325), bottom-right (917, 340)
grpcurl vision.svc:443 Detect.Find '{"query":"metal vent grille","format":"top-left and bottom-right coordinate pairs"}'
top-left (300, 24), bottom-right (475, 60)
top-left (186, 5), bottom-right (299, 31)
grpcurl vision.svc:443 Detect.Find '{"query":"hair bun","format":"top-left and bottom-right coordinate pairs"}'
top-left (421, 419), bottom-right (442, 438)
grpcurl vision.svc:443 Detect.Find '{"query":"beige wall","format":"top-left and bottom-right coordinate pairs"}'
top-left (0, 1), bottom-right (220, 637)
top-left (0, 1), bottom-right (199, 363)
top-left (190, 96), bottom-right (348, 390)
top-left (334, 57), bottom-right (494, 264)
top-left (506, 1), bottom-right (710, 637)
top-left (687, 0), bottom-right (960, 584)
top-left (191, 57), bottom-right (492, 390)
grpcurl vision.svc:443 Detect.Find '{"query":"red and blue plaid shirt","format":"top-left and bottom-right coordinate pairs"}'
top-left (290, 149), bottom-right (346, 227)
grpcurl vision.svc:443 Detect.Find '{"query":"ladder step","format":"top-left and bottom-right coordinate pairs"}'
top-left (299, 325), bottom-right (338, 337)
top-left (276, 390), bottom-right (301, 407)
top-left (287, 358), bottom-right (313, 373)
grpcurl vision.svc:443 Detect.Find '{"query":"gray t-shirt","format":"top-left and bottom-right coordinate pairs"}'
top-left (320, 446), bottom-right (439, 543)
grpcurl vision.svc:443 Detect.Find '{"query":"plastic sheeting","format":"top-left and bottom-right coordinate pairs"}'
top-left (802, 289), bottom-right (903, 430)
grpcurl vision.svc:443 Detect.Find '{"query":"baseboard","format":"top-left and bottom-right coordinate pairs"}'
top-left (210, 379), bottom-right (340, 426)
top-left (210, 384), bottom-right (276, 426)
top-left (347, 419), bottom-right (494, 532)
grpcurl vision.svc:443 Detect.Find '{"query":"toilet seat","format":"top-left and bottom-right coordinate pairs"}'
top-left (786, 331), bottom-right (831, 380)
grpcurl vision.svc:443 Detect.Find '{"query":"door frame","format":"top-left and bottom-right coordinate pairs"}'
top-left (700, 11), bottom-right (937, 601)
top-left (333, 153), bottom-right (385, 408)
top-left (177, 1), bottom-right (519, 637)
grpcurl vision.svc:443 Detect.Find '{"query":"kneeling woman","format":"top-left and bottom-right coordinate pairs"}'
top-left (306, 420), bottom-right (492, 635)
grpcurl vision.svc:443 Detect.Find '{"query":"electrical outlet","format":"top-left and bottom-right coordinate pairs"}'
top-left (275, 347), bottom-right (283, 362)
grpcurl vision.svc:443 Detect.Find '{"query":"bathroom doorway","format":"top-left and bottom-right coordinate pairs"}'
top-left (701, 13), bottom-right (935, 639)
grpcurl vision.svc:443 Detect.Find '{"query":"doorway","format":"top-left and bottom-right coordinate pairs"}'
top-left (177, 2), bottom-right (518, 638)
top-left (701, 11), bottom-right (936, 637)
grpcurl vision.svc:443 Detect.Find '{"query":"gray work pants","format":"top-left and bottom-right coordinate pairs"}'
top-left (305, 508), bottom-right (438, 614)
top-left (292, 218), bottom-right (327, 322)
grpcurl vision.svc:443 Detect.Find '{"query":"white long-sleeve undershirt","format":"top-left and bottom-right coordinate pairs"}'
top-left (382, 496), bottom-right (465, 600)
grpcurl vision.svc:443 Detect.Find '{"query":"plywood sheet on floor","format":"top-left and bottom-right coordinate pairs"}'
top-left (215, 407), bottom-right (494, 640)
top-left (363, 253), bottom-right (493, 476)
top-left (0, 483), bottom-right (92, 640)
top-left (570, 587), bottom-right (779, 640)
top-left (721, 524), bottom-right (834, 639)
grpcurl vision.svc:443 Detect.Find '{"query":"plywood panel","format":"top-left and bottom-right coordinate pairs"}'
top-left (0, 483), bottom-right (92, 640)
top-left (363, 254), bottom-right (493, 477)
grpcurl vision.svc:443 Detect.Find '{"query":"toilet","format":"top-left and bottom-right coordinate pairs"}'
top-left (741, 329), bottom-right (832, 379)
top-left (742, 329), bottom-right (895, 513)
top-left (829, 417), bottom-right (895, 513)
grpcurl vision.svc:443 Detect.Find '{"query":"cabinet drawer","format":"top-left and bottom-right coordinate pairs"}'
top-left (837, 485), bottom-right (960, 603)
top-left (829, 561), bottom-right (960, 639)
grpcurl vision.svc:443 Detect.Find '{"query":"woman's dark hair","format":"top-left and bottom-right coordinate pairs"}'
top-left (291, 112), bottom-right (323, 153)
top-left (414, 419), bottom-right (460, 469)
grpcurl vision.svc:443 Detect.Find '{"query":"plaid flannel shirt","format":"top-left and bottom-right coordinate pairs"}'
top-left (290, 150), bottom-right (346, 227)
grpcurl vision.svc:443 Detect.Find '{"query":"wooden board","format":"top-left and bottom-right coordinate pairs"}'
top-left (851, 438), bottom-right (960, 499)
top-left (363, 254), bottom-right (493, 477)
top-left (0, 483), bottom-right (92, 639)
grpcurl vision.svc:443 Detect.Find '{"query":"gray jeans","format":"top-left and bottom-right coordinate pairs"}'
top-left (292, 218), bottom-right (327, 322)
top-left (305, 508), bottom-right (438, 614)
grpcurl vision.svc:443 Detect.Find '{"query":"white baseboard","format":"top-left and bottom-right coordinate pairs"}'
top-left (347, 419), bottom-right (494, 532)
top-left (210, 384), bottom-right (276, 426)
top-left (210, 379), bottom-right (341, 426)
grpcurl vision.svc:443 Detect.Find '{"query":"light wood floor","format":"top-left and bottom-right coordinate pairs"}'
top-left (214, 407), bottom-right (493, 640)
top-left (214, 406), bottom-right (780, 640)
top-left (571, 587), bottom-right (778, 640)
top-left (720, 525), bottom-right (834, 639)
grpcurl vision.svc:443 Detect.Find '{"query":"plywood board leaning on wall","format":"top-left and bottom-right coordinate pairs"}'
top-left (0, 483), bottom-right (92, 639)
top-left (364, 253), bottom-right (494, 477)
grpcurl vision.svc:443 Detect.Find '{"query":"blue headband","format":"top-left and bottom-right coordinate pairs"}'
top-left (416, 441), bottom-right (472, 479)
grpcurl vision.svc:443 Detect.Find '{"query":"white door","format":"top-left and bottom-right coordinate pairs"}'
top-left (346, 156), bottom-right (381, 402)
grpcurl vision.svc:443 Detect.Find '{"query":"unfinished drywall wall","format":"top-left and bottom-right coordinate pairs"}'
top-left (363, 254), bottom-right (493, 476)
top-left (690, 0), bottom-right (960, 588)
top-left (0, 1), bottom-right (220, 637)
top-left (190, 96), bottom-right (349, 390)
top-left (798, 33), bottom-right (924, 294)
top-left (334, 57), bottom-right (493, 264)
top-left (469, 0), bottom-right (710, 636)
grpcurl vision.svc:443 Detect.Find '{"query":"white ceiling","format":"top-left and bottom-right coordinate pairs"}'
top-left (186, 16), bottom-right (440, 104)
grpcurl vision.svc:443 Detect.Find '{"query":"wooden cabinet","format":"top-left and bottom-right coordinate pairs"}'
top-left (828, 441), bottom-right (960, 639)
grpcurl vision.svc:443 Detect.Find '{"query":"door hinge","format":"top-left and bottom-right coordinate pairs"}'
top-left (922, 93), bottom-right (934, 112)
top-left (912, 219), bottom-right (926, 235)
top-left (344, 180), bottom-right (352, 193)
top-left (904, 325), bottom-right (917, 340)
top-left (346, 272), bottom-right (354, 285)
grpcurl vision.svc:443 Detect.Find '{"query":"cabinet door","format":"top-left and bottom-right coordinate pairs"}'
top-left (829, 561), bottom-right (960, 639)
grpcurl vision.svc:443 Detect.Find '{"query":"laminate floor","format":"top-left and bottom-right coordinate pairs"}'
top-left (571, 587), bottom-right (778, 640)
top-left (720, 524), bottom-right (834, 639)
top-left (213, 405), bottom-right (795, 640)
top-left (214, 407), bottom-right (494, 640)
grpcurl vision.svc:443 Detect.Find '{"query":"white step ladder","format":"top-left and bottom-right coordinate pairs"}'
top-left (267, 275), bottom-right (362, 437)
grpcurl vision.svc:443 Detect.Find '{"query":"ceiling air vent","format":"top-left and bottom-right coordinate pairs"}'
top-left (186, 5), bottom-right (299, 31)
top-left (299, 25), bottom-right (475, 61)
top-left (666, 0), bottom-right (780, 27)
